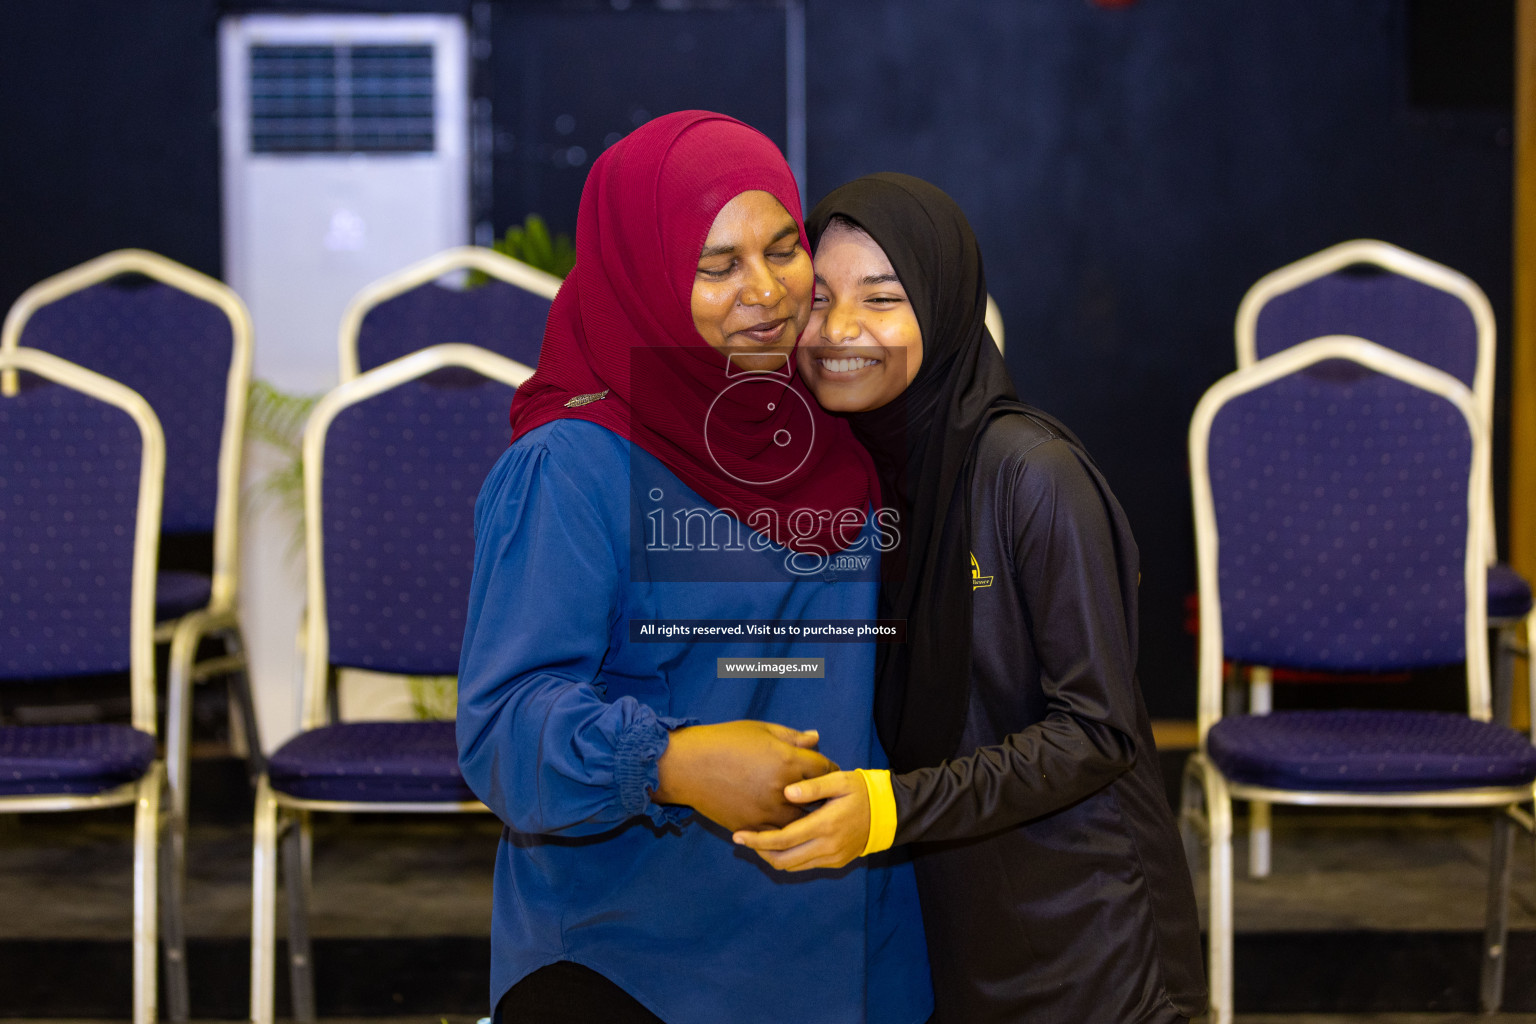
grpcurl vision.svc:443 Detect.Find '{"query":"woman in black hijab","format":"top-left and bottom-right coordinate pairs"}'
top-left (735, 173), bottom-right (1207, 1024)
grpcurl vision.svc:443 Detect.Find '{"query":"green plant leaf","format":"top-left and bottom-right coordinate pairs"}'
top-left (485, 214), bottom-right (575, 279)
top-left (525, 215), bottom-right (554, 270)
top-left (408, 676), bottom-right (458, 720)
top-left (244, 379), bottom-right (321, 560)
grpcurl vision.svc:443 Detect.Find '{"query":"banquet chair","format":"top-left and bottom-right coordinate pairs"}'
top-left (1181, 335), bottom-right (1536, 1023)
top-left (1232, 239), bottom-right (1531, 876)
top-left (338, 245), bottom-right (560, 382)
top-left (250, 343), bottom-right (531, 1024)
top-left (3, 251), bottom-right (257, 1019)
top-left (0, 347), bottom-right (174, 1024)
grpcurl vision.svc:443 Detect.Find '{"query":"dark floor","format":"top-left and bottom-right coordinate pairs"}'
top-left (14, 1019), bottom-right (1530, 1024)
top-left (3, 754), bottom-right (1536, 1021)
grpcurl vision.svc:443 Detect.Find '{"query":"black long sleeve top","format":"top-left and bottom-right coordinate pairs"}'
top-left (890, 412), bottom-right (1207, 1024)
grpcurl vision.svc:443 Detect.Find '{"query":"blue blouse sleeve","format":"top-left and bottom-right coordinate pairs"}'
top-left (455, 432), bottom-right (692, 835)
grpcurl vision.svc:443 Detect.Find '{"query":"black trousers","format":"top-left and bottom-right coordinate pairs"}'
top-left (500, 960), bottom-right (943, 1024)
top-left (499, 961), bottom-right (666, 1024)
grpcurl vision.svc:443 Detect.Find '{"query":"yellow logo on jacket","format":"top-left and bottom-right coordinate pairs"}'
top-left (971, 552), bottom-right (993, 590)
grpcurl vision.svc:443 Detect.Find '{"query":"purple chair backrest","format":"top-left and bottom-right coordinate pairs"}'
top-left (354, 279), bottom-right (549, 376)
top-left (0, 378), bottom-right (144, 678)
top-left (20, 279), bottom-right (231, 534)
top-left (319, 370), bottom-right (517, 676)
top-left (1253, 269), bottom-right (1479, 393)
top-left (1207, 366), bottom-right (1473, 672)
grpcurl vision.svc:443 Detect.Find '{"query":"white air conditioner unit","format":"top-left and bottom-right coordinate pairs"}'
top-left (220, 12), bottom-right (469, 393)
top-left (219, 13), bottom-right (469, 751)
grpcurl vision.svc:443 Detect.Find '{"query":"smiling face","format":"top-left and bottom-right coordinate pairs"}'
top-left (797, 220), bottom-right (923, 413)
top-left (690, 190), bottom-right (814, 373)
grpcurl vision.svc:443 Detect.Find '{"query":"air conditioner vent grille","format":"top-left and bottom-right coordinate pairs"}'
top-left (250, 44), bottom-right (435, 154)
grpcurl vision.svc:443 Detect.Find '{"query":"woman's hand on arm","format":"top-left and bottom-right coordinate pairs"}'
top-left (652, 720), bottom-right (838, 832)
top-left (729, 769), bottom-right (871, 871)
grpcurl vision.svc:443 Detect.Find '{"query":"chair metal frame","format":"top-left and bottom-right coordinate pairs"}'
top-left (1183, 335), bottom-right (1535, 1023)
top-left (337, 245), bottom-right (562, 383)
top-left (250, 343), bottom-right (533, 1024)
top-left (1235, 239), bottom-right (1495, 436)
top-left (3, 250), bottom-right (258, 1020)
top-left (1, 250), bottom-right (258, 764)
top-left (336, 245), bottom-right (1006, 367)
top-left (1232, 239), bottom-right (1526, 877)
top-left (0, 346), bottom-right (171, 1024)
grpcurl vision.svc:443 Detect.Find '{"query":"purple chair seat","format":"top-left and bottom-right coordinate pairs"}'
top-left (267, 721), bottom-right (476, 802)
top-left (155, 569), bottom-right (213, 622)
top-left (0, 724), bottom-right (157, 796)
top-left (1488, 563), bottom-right (1533, 622)
top-left (1207, 709), bottom-right (1536, 794)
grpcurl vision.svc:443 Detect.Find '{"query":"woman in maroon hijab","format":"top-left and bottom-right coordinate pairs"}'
top-left (456, 113), bottom-right (932, 1024)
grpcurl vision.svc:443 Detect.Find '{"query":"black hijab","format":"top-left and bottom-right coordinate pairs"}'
top-left (807, 173), bottom-right (1069, 771)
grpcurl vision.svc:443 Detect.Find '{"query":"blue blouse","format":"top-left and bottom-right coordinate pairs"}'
top-left (457, 418), bottom-right (931, 1024)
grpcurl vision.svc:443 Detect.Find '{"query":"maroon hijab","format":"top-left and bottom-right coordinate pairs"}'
top-left (509, 110), bottom-right (876, 554)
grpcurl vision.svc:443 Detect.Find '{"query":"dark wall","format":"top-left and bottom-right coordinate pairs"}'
top-left (0, 0), bottom-right (1515, 717)
top-left (487, 3), bottom-right (788, 240)
top-left (0, 0), bottom-right (223, 298)
top-left (804, 0), bottom-right (1513, 715)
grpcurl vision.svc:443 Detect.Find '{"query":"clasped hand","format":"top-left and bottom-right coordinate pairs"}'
top-left (651, 720), bottom-right (839, 832)
top-left (731, 770), bottom-right (871, 872)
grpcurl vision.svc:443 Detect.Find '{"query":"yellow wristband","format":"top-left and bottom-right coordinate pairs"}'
top-left (856, 768), bottom-right (898, 856)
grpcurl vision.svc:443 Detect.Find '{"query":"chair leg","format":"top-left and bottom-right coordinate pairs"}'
top-left (1246, 666), bottom-right (1273, 879)
top-left (1493, 621), bottom-right (1517, 727)
top-left (1481, 809), bottom-right (1517, 1013)
top-left (1529, 615), bottom-right (1536, 735)
top-left (250, 776), bottom-right (279, 1024)
top-left (222, 627), bottom-right (267, 782)
top-left (1178, 753), bottom-right (1207, 887)
top-left (162, 618), bottom-right (197, 1023)
top-left (159, 809), bottom-right (190, 1023)
top-left (165, 614), bottom-right (200, 828)
top-left (284, 809), bottom-right (317, 1023)
top-left (1247, 801), bottom-right (1272, 879)
top-left (133, 763), bottom-right (163, 1024)
top-left (1202, 759), bottom-right (1235, 1024)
